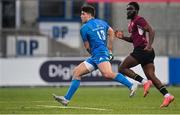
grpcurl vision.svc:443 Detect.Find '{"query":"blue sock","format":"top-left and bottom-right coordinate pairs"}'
top-left (64, 79), bottom-right (80, 100)
top-left (114, 73), bottom-right (132, 89)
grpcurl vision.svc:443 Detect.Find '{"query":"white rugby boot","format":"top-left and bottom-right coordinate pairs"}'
top-left (129, 83), bottom-right (138, 97)
top-left (52, 94), bottom-right (69, 106)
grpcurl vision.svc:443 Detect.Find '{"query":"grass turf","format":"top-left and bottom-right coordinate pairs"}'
top-left (0, 86), bottom-right (179, 114)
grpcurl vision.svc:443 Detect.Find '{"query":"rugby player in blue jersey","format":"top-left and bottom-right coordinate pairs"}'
top-left (53, 5), bottom-right (137, 106)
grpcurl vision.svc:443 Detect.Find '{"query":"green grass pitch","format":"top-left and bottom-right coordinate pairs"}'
top-left (0, 86), bottom-right (179, 114)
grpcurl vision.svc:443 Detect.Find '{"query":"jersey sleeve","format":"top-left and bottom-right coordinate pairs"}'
top-left (80, 26), bottom-right (88, 42)
top-left (136, 17), bottom-right (148, 28)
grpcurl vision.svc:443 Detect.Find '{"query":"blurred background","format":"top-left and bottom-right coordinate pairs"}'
top-left (0, 0), bottom-right (180, 86)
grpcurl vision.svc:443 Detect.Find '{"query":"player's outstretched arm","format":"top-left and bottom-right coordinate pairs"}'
top-left (115, 30), bottom-right (133, 43)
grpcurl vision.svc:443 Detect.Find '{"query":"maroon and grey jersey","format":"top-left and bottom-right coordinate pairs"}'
top-left (128, 15), bottom-right (148, 48)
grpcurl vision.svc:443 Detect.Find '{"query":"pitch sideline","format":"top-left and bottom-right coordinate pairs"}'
top-left (36, 105), bottom-right (113, 111)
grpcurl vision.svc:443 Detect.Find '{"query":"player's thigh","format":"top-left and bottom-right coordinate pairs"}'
top-left (98, 61), bottom-right (116, 78)
top-left (120, 55), bottom-right (139, 69)
top-left (73, 62), bottom-right (90, 79)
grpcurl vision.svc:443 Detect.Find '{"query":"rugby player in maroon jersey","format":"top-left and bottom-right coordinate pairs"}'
top-left (115, 1), bottom-right (174, 108)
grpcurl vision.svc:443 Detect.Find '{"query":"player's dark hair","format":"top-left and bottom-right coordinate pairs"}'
top-left (81, 5), bottom-right (95, 17)
top-left (128, 2), bottom-right (140, 11)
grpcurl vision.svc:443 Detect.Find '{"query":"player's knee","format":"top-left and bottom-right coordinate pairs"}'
top-left (118, 66), bottom-right (125, 74)
top-left (146, 72), bottom-right (155, 78)
top-left (72, 67), bottom-right (81, 80)
top-left (118, 67), bottom-right (123, 72)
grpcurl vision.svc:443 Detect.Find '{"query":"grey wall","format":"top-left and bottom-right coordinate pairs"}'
top-left (1, 1), bottom-right (180, 57)
top-left (111, 3), bottom-right (180, 56)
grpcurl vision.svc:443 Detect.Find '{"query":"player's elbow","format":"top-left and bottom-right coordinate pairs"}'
top-left (148, 27), bottom-right (155, 37)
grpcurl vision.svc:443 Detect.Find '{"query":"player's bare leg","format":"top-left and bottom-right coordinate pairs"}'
top-left (98, 61), bottom-right (137, 97)
top-left (143, 63), bottom-right (175, 108)
top-left (119, 55), bottom-right (152, 97)
top-left (53, 62), bottom-right (90, 106)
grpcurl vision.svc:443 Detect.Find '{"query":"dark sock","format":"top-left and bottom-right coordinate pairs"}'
top-left (159, 86), bottom-right (168, 96)
top-left (134, 74), bottom-right (143, 83)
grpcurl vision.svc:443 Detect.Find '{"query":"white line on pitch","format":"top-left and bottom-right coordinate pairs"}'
top-left (36, 105), bottom-right (112, 111)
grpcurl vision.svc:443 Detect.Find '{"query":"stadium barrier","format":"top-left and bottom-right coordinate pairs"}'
top-left (169, 57), bottom-right (180, 85)
top-left (0, 56), bottom-right (176, 87)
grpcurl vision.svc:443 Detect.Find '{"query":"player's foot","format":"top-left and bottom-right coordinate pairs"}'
top-left (129, 83), bottom-right (138, 97)
top-left (160, 95), bottom-right (174, 108)
top-left (143, 80), bottom-right (152, 97)
top-left (52, 94), bottom-right (69, 106)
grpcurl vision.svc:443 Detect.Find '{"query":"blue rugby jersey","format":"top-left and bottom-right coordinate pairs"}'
top-left (80, 18), bottom-right (110, 56)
